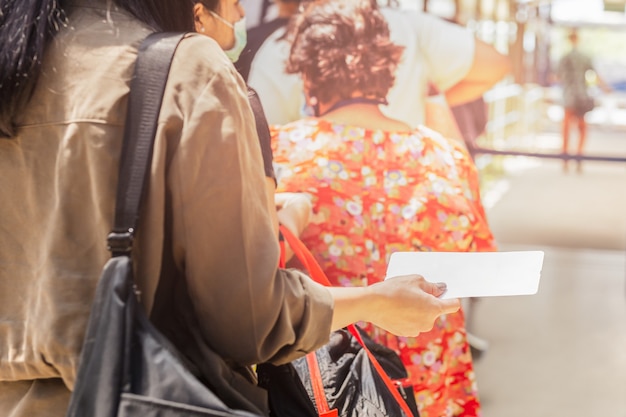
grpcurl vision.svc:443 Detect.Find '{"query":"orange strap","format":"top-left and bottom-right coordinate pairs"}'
top-left (306, 352), bottom-right (337, 417)
top-left (279, 225), bottom-right (415, 417)
top-left (279, 225), bottom-right (330, 285)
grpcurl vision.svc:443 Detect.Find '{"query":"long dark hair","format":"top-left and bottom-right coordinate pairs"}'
top-left (0, 0), bottom-right (194, 139)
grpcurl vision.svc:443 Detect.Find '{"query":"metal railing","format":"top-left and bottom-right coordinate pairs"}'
top-left (469, 83), bottom-right (626, 163)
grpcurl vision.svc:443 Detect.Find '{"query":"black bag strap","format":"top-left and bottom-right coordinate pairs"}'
top-left (107, 32), bottom-right (186, 257)
top-left (247, 86), bottom-right (276, 183)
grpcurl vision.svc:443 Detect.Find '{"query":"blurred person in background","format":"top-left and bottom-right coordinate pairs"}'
top-left (556, 28), bottom-right (611, 173)
top-left (245, 0), bottom-right (511, 127)
top-left (236, 0), bottom-right (301, 81)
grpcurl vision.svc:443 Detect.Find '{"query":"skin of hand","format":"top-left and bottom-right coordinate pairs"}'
top-left (444, 38), bottom-right (512, 107)
top-left (596, 74), bottom-right (613, 93)
top-left (327, 274), bottom-right (461, 337)
top-left (275, 192), bottom-right (312, 260)
top-left (275, 192), bottom-right (311, 235)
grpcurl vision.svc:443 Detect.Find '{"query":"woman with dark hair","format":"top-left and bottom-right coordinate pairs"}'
top-left (0, 0), bottom-right (460, 415)
top-left (272, 1), bottom-right (497, 416)
top-left (192, 0), bottom-right (247, 62)
top-left (191, 0), bottom-right (312, 251)
top-left (191, 0), bottom-right (281, 236)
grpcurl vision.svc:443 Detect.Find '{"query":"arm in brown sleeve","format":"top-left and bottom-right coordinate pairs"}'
top-left (162, 36), bottom-right (332, 366)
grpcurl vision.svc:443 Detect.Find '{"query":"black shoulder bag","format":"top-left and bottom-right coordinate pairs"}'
top-left (257, 226), bottom-right (420, 417)
top-left (65, 32), bottom-right (263, 417)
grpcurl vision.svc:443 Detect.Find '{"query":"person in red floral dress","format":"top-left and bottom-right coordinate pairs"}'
top-left (270, 1), bottom-right (497, 416)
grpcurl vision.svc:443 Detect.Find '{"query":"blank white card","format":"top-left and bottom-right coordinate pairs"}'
top-left (385, 251), bottom-right (544, 299)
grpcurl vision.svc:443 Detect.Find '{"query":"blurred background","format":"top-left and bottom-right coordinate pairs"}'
top-left (246, 0), bottom-right (626, 415)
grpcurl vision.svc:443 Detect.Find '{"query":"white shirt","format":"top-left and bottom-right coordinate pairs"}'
top-left (240, 0), bottom-right (277, 27)
top-left (248, 8), bottom-right (475, 128)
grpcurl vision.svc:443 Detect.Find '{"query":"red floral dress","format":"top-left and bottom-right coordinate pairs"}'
top-left (272, 118), bottom-right (496, 417)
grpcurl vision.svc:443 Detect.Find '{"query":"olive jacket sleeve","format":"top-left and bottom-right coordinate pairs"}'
top-left (135, 34), bottom-right (333, 366)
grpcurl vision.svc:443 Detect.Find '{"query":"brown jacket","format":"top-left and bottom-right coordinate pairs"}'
top-left (0, 1), bottom-right (332, 415)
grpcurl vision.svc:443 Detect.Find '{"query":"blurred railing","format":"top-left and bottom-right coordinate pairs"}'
top-left (469, 83), bottom-right (626, 163)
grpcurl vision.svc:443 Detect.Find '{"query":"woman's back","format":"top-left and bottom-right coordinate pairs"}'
top-left (273, 118), bottom-right (494, 278)
top-left (0, 2), bottom-right (336, 415)
top-left (272, 117), bottom-right (495, 415)
top-left (0, 0), bottom-right (150, 391)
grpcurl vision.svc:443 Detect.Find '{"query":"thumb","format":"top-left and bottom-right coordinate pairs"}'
top-left (421, 281), bottom-right (448, 298)
top-left (439, 297), bottom-right (462, 314)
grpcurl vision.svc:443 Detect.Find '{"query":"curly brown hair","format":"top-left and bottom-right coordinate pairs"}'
top-left (286, 0), bottom-right (404, 105)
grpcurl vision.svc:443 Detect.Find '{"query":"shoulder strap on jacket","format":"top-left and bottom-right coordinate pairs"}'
top-left (107, 32), bottom-right (186, 257)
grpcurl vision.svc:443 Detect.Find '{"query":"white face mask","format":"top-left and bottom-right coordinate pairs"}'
top-left (209, 11), bottom-right (247, 62)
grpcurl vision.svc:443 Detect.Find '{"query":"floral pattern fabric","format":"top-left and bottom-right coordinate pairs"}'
top-left (272, 118), bottom-right (497, 417)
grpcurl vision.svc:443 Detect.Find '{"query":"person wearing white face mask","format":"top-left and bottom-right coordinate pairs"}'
top-left (193, 0), bottom-right (247, 62)
top-left (193, 0), bottom-right (313, 253)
